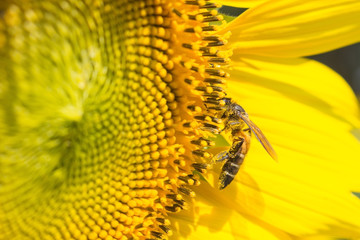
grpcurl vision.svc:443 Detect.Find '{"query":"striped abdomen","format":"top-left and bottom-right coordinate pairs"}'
top-left (219, 153), bottom-right (245, 190)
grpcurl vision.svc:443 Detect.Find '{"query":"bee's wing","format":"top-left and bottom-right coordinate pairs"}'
top-left (239, 114), bottom-right (278, 161)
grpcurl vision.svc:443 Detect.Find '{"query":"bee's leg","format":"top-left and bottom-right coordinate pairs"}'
top-left (210, 133), bottom-right (245, 165)
top-left (227, 119), bottom-right (242, 128)
top-left (218, 117), bottom-right (229, 133)
top-left (220, 118), bottom-right (241, 133)
top-left (210, 150), bottom-right (229, 165)
top-left (228, 136), bottom-right (244, 157)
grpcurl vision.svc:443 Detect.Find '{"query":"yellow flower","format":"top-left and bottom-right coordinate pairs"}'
top-left (172, 1), bottom-right (360, 239)
top-left (0, 1), bottom-right (360, 240)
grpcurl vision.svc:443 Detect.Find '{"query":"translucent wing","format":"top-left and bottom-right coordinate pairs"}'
top-left (239, 114), bottom-right (278, 161)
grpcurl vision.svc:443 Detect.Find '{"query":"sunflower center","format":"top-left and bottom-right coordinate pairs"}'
top-left (0, 0), bottom-right (230, 239)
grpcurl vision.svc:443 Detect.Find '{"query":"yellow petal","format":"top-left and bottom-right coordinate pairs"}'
top-left (227, 57), bottom-right (360, 189)
top-left (229, 55), bottom-right (360, 127)
top-left (170, 181), bottom-right (293, 240)
top-left (222, 0), bottom-right (360, 57)
top-left (215, 0), bottom-right (265, 8)
top-left (229, 57), bottom-right (360, 236)
top-left (174, 57), bottom-right (360, 238)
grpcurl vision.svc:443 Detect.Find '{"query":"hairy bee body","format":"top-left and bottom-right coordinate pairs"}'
top-left (212, 98), bottom-right (277, 190)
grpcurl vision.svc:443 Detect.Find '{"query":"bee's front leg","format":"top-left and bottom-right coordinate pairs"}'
top-left (209, 134), bottom-right (245, 166)
top-left (219, 118), bottom-right (241, 134)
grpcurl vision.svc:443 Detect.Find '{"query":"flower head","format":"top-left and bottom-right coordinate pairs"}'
top-left (1, 0), bottom-right (360, 240)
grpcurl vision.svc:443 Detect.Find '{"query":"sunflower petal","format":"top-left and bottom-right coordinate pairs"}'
top-left (183, 57), bottom-right (360, 238)
top-left (229, 55), bottom-right (360, 126)
top-left (170, 180), bottom-right (293, 240)
top-left (227, 57), bottom-right (360, 188)
top-left (222, 0), bottom-right (360, 57)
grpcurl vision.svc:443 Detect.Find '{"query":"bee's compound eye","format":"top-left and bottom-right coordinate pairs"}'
top-left (223, 98), bottom-right (231, 105)
top-left (233, 104), bottom-right (244, 112)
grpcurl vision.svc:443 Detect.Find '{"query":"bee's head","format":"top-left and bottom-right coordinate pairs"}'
top-left (233, 103), bottom-right (248, 117)
top-left (222, 97), bottom-right (232, 106)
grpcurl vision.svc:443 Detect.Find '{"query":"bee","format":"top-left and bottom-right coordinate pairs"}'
top-left (212, 98), bottom-right (277, 190)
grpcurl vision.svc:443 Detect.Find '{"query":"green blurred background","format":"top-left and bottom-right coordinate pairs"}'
top-left (311, 43), bottom-right (360, 97)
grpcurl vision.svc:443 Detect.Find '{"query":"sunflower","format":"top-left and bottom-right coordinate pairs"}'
top-left (1, 0), bottom-right (360, 240)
